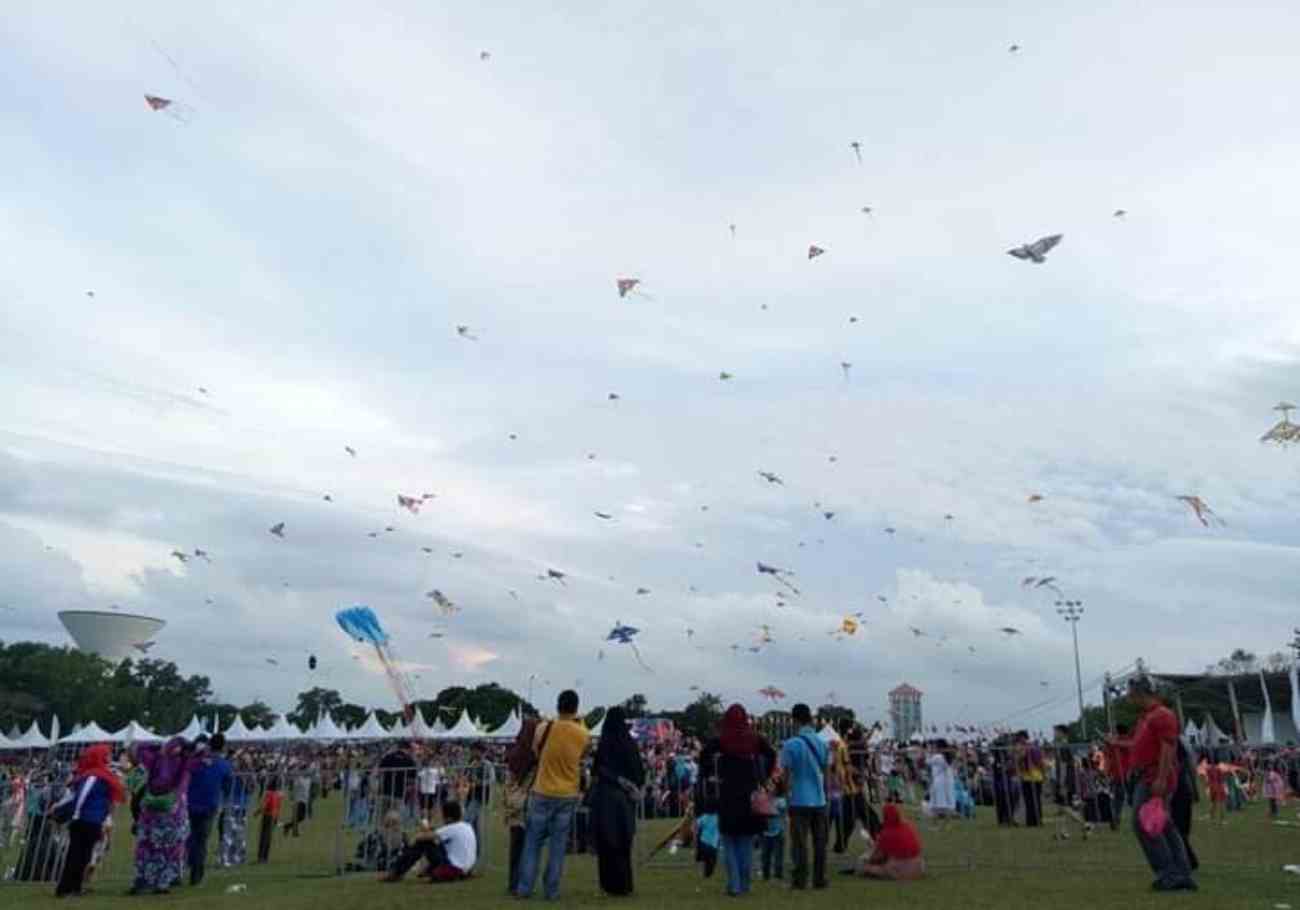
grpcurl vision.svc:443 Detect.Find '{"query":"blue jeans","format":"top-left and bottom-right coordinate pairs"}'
top-left (761, 832), bottom-right (784, 879)
top-left (720, 833), bottom-right (754, 895)
top-left (515, 795), bottom-right (578, 899)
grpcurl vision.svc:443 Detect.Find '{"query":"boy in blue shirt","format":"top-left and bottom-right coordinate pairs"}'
top-left (761, 780), bottom-right (788, 881)
top-left (695, 809), bottom-right (719, 878)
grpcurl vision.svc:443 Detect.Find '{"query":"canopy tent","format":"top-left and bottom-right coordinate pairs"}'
top-left (488, 710), bottom-right (523, 740)
top-left (221, 714), bottom-right (259, 743)
top-left (350, 712), bottom-right (391, 740)
top-left (437, 711), bottom-right (484, 740)
top-left (1182, 719), bottom-right (1202, 745)
top-left (13, 720), bottom-right (50, 748)
top-left (308, 713), bottom-right (346, 741)
top-left (261, 715), bottom-right (304, 741)
top-left (409, 710), bottom-right (437, 740)
top-left (1202, 713), bottom-right (1228, 745)
top-left (110, 720), bottom-right (163, 744)
top-left (173, 714), bottom-right (207, 740)
top-left (0, 729), bottom-right (15, 750)
top-left (60, 721), bottom-right (114, 744)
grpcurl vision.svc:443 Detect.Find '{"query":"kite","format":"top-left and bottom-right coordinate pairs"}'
top-left (170, 550), bottom-right (189, 564)
top-left (823, 511), bottom-right (835, 520)
top-left (544, 568), bottom-right (567, 585)
top-left (1008, 43), bottom-right (1021, 52)
top-left (323, 494), bottom-right (334, 502)
top-left (451, 552), bottom-right (464, 559)
top-left (606, 622), bottom-right (651, 671)
top-left (1176, 495), bottom-right (1224, 527)
top-left (1007, 234), bottom-right (1063, 264)
top-left (384, 526), bottom-right (395, 533)
top-left (594, 511), bottom-right (615, 520)
top-left (998, 627), bottom-right (1023, 636)
top-left (884, 527), bottom-right (896, 536)
top-left (840, 361), bottom-right (852, 380)
top-left (308, 655), bottom-right (317, 671)
top-left (729, 223), bottom-right (736, 239)
top-left (757, 471), bottom-right (784, 485)
top-left (756, 561), bottom-right (801, 596)
top-left (144, 94), bottom-right (191, 122)
top-left (860, 206), bottom-right (873, 216)
top-left (456, 325), bottom-right (478, 340)
top-left (367, 531), bottom-right (379, 539)
top-left (480, 50), bottom-right (491, 61)
top-left (197, 387), bottom-right (208, 395)
top-left (335, 605), bottom-right (417, 718)
top-left (1261, 402), bottom-right (1300, 446)
top-left (345, 446), bottom-right (357, 457)
top-left (132, 641), bottom-right (157, 654)
top-left (193, 548), bottom-right (211, 562)
top-left (808, 245), bottom-right (825, 260)
top-left (756, 624), bottom-right (774, 645)
top-left (909, 627), bottom-right (927, 638)
top-left (608, 392), bottom-right (621, 401)
top-left (1027, 494), bottom-right (1044, 503)
top-left (850, 141), bottom-right (863, 164)
top-left (876, 595), bottom-right (888, 604)
top-left (839, 616), bottom-right (859, 636)
top-left (428, 630), bottom-right (446, 639)
top-left (269, 523), bottom-right (285, 538)
top-left (421, 546), bottom-right (434, 554)
top-left (1113, 209), bottom-right (1127, 218)
top-left (265, 658), bottom-right (279, 666)
top-left (426, 589), bottom-right (460, 615)
top-left (397, 494), bottom-right (423, 514)
top-left (719, 371), bottom-right (734, 381)
top-left (616, 278), bottom-right (640, 299)
top-left (635, 587), bottom-right (651, 596)
top-left (758, 686), bottom-right (786, 702)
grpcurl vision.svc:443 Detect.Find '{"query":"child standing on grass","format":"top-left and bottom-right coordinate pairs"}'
top-left (1206, 762), bottom-right (1227, 825)
top-left (760, 781), bottom-right (787, 881)
top-left (1264, 763), bottom-right (1285, 819)
top-left (695, 809), bottom-right (719, 879)
top-left (255, 779), bottom-right (282, 864)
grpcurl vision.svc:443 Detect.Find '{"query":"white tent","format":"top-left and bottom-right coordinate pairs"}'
top-left (262, 715), bottom-right (304, 741)
top-left (0, 729), bottom-right (15, 750)
top-left (1202, 713), bottom-right (1228, 745)
top-left (60, 721), bottom-right (114, 744)
top-left (111, 720), bottom-right (163, 744)
top-left (351, 712), bottom-right (391, 740)
top-left (174, 715), bottom-right (206, 740)
top-left (489, 710), bottom-right (523, 740)
top-left (309, 713), bottom-right (346, 741)
top-left (439, 711), bottom-right (484, 740)
top-left (1182, 719), bottom-right (1202, 745)
top-left (409, 710), bottom-right (437, 740)
top-left (221, 715), bottom-right (258, 743)
top-left (13, 720), bottom-right (50, 748)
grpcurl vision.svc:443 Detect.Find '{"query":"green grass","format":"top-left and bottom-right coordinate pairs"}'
top-left (9, 797), bottom-right (1300, 910)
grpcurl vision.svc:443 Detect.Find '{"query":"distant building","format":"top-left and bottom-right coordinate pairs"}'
top-left (889, 683), bottom-right (923, 741)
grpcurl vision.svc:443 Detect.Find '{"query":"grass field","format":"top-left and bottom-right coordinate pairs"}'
top-left (8, 795), bottom-right (1300, 910)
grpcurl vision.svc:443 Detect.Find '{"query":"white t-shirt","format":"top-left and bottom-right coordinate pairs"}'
top-left (436, 820), bottom-right (477, 873)
top-left (418, 767), bottom-right (439, 795)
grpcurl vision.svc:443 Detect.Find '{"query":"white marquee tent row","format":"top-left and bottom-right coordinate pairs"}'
top-left (0, 708), bottom-right (529, 749)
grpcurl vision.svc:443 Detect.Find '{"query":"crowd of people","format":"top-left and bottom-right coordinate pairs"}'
top-left (1, 677), bottom-right (1296, 898)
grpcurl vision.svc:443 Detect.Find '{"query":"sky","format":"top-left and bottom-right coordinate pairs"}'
top-left (3, 1), bottom-right (1300, 734)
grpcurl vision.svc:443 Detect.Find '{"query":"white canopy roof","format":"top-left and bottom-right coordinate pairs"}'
top-left (262, 715), bottom-right (304, 741)
top-left (489, 710), bottom-right (523, 740)
top-left (174, 714), bottom-right (206, 740)
top-left (309, 713), bottom-right (346, 741)
top-left (60, 721), bottom-right (114, 744)
top-left (1202, 713), bottom-right (1229, 745)
top-left (1182, 719), bottom-right (1202, 744)
top-left (111, 720), bottom-right (163, 744)
top-left (221, 715), bottom-right (259, 742)
top-left (351, 712), bottom-right (391, 740)
top-left (409, 710), bottom-right (437, 740)
top-left (14, 720), bottom-right (50, 748)
top-left (439, 711), bottom-right (484, 740)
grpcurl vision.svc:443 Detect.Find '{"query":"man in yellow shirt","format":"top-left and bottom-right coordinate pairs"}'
top-left (515, 689), bottom-right (591, 900)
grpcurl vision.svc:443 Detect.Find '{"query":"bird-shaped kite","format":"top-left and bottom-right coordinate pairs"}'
top-left (170, 550), bottom-right (189, 564)
top-left (616, 278), bottom-right (640, 299)
top-left (909, 627), bottom-right (927, 638)
top-left (756, 561), bottom-right (801, 596)
top-left (344, 446), bottom-right (357, 457)
top-left (808, 245), bottom-right (825, 260)
top-left (1027, 494), bottom-right (1044, 503)
top-left (840, 362), bottom-right (852, 380)
top-left (421, 546), bottom-right (434, 554)
top-left (479, 50), bottom-right (491, 61)
top-left (308, 654), bottom-right (317, 671)
top-left (606, 622), bottom-right (651, 671)
top-left (1176, 495), bottom-right (1224, 528)
top-left (884, 527), bottom-right (896, 536)
top-left (1113, 209), bottom-right (1127, 218)
top-left (998, 627), bottom-right (1023, 636)
top-left (635, 587), bottom-right (651, 596)
top-left (823, 511), bottom-right (835, 520)
top-left (758, 686), bottom-right (786, 702)
top-left (456, 325), bottom-right (478, 340)
top-left (1261, 402), bottom-right (1300, 446)
top-left (323, 494), bottom-right (334, 502)
top-left (265, 658), bottom-right (279, 666)
top-left (850, 141), bottom-right (863, 164)
top-left (544, 568), bottom-right (567, 585)
top-left (1008, 43), bottom-right (1021, 52)
top-left (608, 392), bottom-right (621, 401)
top-left (757, 471), bottom-right (784, 485)
top-left (594, 511), bottom-right (615, 520)
top-left (144, 94), bottom-right (173, 111)
top-left (426, 589), bottom-right (460, 615)
top-left (1007, 234), bottom-right (1063, 263)
top-left (269, 523), bottom-right (285, 538)
top-left (397, 494), bottom-right (423, 515)
top-left (132, 641), bottom-right (157, 654)
top-left (719, 371), bottom-right (734, 381)
top-left (193, 548), bottom-right (211, 562)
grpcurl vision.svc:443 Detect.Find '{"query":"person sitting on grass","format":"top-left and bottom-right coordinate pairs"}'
top-left (843, 805), bottom-right (925, 882)
top-left (383, 800), bottom-right (477, 883)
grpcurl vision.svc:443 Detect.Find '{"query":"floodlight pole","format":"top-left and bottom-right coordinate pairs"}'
top-left (1057, 600), bottom-right (1086, 736)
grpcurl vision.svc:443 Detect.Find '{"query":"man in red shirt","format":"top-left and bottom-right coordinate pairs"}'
top-left (1111, 677), bottom-right (1196, 893)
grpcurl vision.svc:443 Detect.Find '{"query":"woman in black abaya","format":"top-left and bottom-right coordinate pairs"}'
top-left (589, 706), bottom-right (646, 896)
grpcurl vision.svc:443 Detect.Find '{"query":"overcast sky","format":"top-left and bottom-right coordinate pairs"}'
top-left (3, 1), bottom-right (1300, 733)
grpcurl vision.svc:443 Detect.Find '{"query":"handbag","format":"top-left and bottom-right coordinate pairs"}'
top-left (749, 755), bottom-right (777, 818)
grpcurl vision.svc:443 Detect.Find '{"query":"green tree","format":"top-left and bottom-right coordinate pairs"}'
top-left (678, 692), bottom-right (723, 740)
top-left (621, 693), bottom-right (649, 719)
top-left (288, 688), bottom-right (345, 727)
top-left (817, 704), bottom-right (855, 728)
